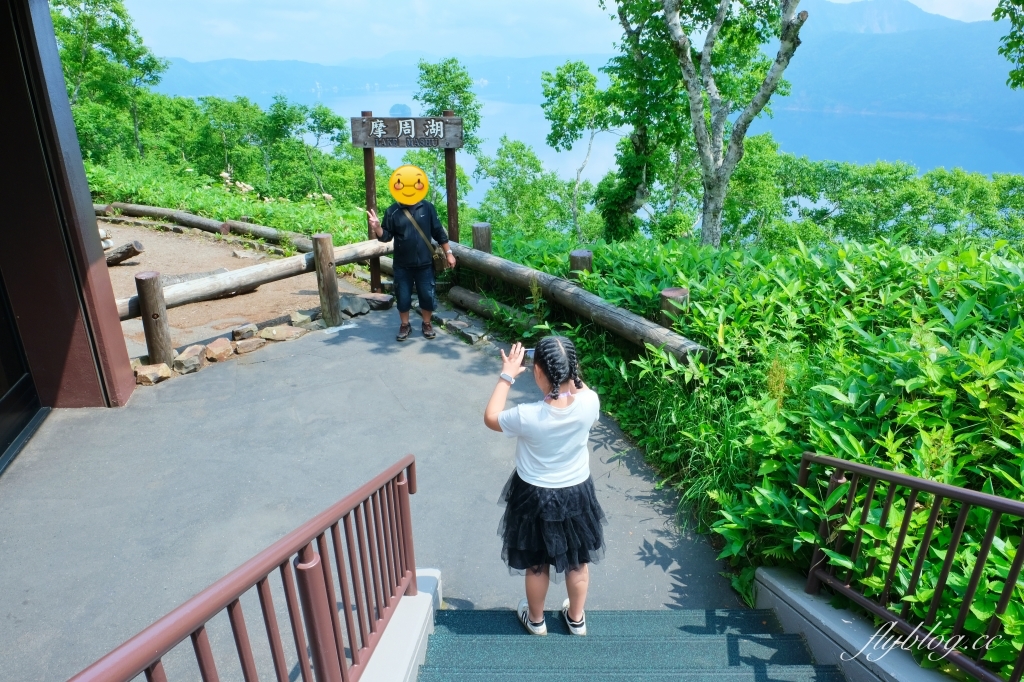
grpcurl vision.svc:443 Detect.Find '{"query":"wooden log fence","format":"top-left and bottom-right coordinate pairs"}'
top-left (135, 271), bottom-right (173, 366)
top-left (96, 202), bottom-right (702, 359)
top-left (115, 239), bottom-right (393, 320)
top-left (447, 286), bottom-right (539, 328)
top-left (449, 243), bottom-right (704, 359)
top-left (312, 234), bottom-right (344, 327)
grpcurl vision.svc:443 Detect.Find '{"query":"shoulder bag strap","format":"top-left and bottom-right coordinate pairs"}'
top-left (402, 208), bottom-right (435, 253)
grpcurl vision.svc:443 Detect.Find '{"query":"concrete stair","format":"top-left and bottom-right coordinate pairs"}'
top-left (418, 609), bottom-right (845, 682)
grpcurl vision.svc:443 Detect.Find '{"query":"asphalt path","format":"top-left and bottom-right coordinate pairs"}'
top-left (0, 307), bottom-right (740, 681)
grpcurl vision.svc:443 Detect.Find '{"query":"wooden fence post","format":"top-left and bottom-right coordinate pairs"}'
top-left (569, 249), bottom-right (593, 280)
top-left (472, 223), bottom-right (492, 254)
top-left (135, 271), bottom-right (173, 366)
top-left (660, 287), bottom-right (690, 328)
top-left (313, 234), bottom-right (343, 328)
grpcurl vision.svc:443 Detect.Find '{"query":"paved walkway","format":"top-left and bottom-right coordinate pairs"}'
top-left (0, 307), bottom-right (740, 680)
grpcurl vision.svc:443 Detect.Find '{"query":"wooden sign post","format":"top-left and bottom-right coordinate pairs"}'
top-left (359, 110), bottom-right (381, 292)
top-left (352, 112), bottom-right (466, 286)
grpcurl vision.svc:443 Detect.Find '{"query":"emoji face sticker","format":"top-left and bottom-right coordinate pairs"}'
top-left (388, 165), bottom-right (429, 205)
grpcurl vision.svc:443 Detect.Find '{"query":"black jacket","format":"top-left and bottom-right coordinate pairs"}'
top-left (378, 201), bottom-right (449, 268)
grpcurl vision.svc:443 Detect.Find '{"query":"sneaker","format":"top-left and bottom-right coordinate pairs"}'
top-left (422, 321), bottom-right (436, 339)
top-left (561, 598), bottom-right (586, 636)
top-left (396, 323), bottom-right (412, 342)
top-left (517, 598), bottom-right (547, 635)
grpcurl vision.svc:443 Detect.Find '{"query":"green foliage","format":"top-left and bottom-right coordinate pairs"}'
top-left (483, 231), bottom-right (1024, 679)
top-left (86, 157), bottom-right (367, 244)
top-left (541, 61), bottom-right (607, 153)
top-left (413, 58), bottom-right (483, 154)
top-left (996, 0), bottom-right (1024, 89)
top-left (474, 137), bottom-right (601, 242)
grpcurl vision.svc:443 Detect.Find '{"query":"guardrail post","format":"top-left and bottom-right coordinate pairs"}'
top-left (313, 234), bottom-right (344, 327)
top-left (135, 271), bottom-right (174, 366)
top-left (295, 544), bottom-right (343, 682)
top-left (659, 287), bottom-right (689, 328)
top-left (397, 471), bottom-right (418, 596)
top-left (806, 468), bottom-right (847, 594)
top-left (472, 223), bottom-right (492, 254)
top-left (569, 249), bottom-right (592, 281)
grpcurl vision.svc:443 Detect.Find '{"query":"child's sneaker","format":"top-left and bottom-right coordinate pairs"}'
top-left (517, 598), bottom-right (547, 635)
top-left (561, 598), bottom-right (586, 635)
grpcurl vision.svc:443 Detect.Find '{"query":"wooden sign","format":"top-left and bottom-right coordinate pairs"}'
top-left (351, 116), bottom-right (464, 149)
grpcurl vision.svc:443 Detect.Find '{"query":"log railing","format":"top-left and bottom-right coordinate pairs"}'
top-left (69, 455), bottom-right (418, 682)
top-left (800, 452), bottom-right (1024, 682)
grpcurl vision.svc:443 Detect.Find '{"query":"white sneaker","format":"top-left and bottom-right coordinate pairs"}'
top-left (517, 598), bottom-right (547, 635)
top-left (561, 598), bottom-right (586, 636)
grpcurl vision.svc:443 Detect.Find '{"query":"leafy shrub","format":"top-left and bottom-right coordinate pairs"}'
top-left (86, 157), bottom-right (368, 244)
top-left (484, 232), bottom-right (1024, 676)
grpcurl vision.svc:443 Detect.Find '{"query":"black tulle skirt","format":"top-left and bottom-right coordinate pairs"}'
top-left (498, 470), bottom-right (607, 576)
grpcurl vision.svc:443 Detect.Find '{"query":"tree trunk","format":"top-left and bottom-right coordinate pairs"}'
top-left (699, 178), bottom-right (728, 248)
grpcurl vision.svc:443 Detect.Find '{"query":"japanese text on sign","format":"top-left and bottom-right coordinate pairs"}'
top-left (351, 116), bottom-right (463, 149)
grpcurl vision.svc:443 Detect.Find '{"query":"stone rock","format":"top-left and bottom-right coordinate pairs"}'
top-left (232, 323), bottom-right (258, 340)
top-left (170, 225), bottom-right (186, 234)
top-left (359, 293), bottom-right (395, 311)
top-left (173, 344), bottom-right (206, 374)
top-left (444, 319), bottom-right (469, 330)
top-left (290, 309), bottom-right (318, 326)
top-left (135, 363), bottom-right (171, 386)
top-left (205, 337), bottom-right (234, 362)
top-left (130, 356), bottom-right (147, 373)
top-left (235, 337), bottom-right (267, 354)
top-left (299, 319), bottom-right (327, 331)
top-left (451, 323), bottom-right (488, 345)
top-left (259, 325), bottom-right (306, 342)
top-left (339, 294), bottom-right (371, 317)
top-left (232, 249), bottom-right (264, 260)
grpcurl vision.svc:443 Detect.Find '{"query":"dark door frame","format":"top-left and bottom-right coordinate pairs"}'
top-left (0, 0), bottom-right (135, 469)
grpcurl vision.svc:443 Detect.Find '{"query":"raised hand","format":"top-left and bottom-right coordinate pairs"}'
top-left (367, 208), bottom-right (381, 234)
top-left (500, 342), bottom-right (529, 379)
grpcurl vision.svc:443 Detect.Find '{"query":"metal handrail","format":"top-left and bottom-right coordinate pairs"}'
top-left (800, 451), bottom-right (1024, 682)
top-left (69, 455), bottom-right (417, 682)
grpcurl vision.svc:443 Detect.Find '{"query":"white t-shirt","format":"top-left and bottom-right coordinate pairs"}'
top-left (498, 389), bottom-right (600, 488)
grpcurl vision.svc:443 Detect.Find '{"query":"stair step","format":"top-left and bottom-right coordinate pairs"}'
top-left (418, 666), bottom-right (845, 682)
top-left (423, 633), bottom-right (815, 670)
top-left (433, 609), bottom-right (782, 637)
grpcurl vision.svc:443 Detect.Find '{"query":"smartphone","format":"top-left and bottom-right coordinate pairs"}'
top-left (501, 348), bottom-right (534, 362)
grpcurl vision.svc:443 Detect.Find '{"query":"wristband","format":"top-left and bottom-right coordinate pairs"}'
top-left (499, 372), bottom-right (516, 385)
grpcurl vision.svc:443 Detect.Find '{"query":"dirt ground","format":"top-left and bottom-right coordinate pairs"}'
top-left (102, 221), bottom-right (373, 358)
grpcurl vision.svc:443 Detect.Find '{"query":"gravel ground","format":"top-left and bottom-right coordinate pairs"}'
top-left (101, 221), bottom-right (370, 357)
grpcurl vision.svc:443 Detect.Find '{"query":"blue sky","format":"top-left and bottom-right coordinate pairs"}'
top-left (124, 0), bottom-right (998, 64)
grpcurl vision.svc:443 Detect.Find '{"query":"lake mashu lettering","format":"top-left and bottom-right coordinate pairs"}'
top-left (350, 116), bottom-right (464, 149)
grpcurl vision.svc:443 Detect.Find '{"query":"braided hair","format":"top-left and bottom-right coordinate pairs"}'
top-left (534, 335), bottom-right (584, 400)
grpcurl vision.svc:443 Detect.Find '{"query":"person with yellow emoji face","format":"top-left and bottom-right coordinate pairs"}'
top-left (368, 165), bottom-right (456, 341)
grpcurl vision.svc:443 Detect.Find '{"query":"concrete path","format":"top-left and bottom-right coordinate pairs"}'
top-left (0, 307), bottom-right (740, 681)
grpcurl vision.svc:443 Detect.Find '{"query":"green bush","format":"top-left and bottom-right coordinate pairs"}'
top-left (483, 233), bottom-right (1024, 676)
top-left (86, 157), bottom-right (368, 245)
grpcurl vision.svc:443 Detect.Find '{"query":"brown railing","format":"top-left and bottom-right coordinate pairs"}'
top-left (800, 451), bottom-right (1024, 682)
top-left (70, 455), bottom-right (418, 682)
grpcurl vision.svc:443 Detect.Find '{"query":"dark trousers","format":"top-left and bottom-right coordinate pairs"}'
top-left (392, 264), bottom-right (436, 313)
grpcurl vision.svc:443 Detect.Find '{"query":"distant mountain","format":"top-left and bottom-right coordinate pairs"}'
top-left (799, 0), bottom-right (961, 35)
top-left (152, 1), bottom-right (1024, 178)
top-left (155, 55), bottom-right (612, 109)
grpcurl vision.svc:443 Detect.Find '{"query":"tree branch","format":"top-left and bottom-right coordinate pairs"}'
top-left (722, 4), bottom-right (808, 178)
top-left (701, 0), bottom-right (731, 167)
top-left (662, 0), bottom-right (716, 178)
